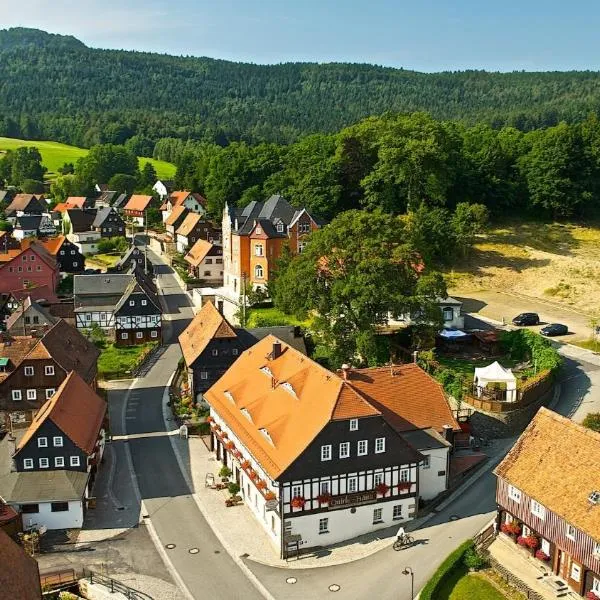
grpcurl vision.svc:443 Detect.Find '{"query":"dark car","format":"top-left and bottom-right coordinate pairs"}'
top-left (540, 323), bottom-right (568, 337)
top-left (512, 312), bottom-right (540, 326)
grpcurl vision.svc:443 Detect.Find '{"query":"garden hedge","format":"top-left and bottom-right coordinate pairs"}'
top-left (419, 539), bottom-right (474, 600)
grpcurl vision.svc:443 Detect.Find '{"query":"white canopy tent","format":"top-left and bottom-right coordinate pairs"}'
top-left (473, 361), bottom-right (517, 403)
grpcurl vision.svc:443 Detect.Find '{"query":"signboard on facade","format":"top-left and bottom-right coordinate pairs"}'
top-left (328, 490), bottom-right (377, 509)
top-left (265, 499), bottom-right (279, 511)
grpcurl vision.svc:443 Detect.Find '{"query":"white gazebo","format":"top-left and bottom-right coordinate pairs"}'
top-left (473, 361), bottom-right (517, 403)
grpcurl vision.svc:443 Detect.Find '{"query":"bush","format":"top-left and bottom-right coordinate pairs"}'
top-left (501, 329), bottom-right (562, 373)
top-left (420, 540), bottom-right (474, 600)
top-left (228, 482), bottom-right (240, 496)
top-left (463, 547), bottom-right (487, 571)
top-left (583, 412), bottom-right (600, 432)
top-left (218, 466), bottom-right (232, 478)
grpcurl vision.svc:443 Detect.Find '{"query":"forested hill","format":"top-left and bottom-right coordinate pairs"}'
top-left (3, 27), bottom-right (600, 146)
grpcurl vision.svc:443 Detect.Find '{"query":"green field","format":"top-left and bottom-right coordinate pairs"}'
top-left (0, 136), bottom-right (176, 180)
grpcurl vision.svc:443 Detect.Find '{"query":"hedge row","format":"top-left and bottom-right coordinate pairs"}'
top-left (419, 539), bottom-right (474, 600)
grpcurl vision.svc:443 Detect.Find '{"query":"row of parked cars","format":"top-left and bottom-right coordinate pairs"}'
top-left (511, 312), bottom-right (569, 337)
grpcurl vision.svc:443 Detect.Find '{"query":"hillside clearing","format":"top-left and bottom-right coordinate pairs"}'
top-left (447, 221), bottom-right (600, 316)
top-left (0, 136), bottom-right (176, 180)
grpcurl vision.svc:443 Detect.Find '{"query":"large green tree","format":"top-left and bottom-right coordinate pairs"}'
top-left (272, 210), bottom-right (446, 367)
top-left (0, 146), bottom-right (46, 186)
top-left (75, 144), bottom-right (139, 193)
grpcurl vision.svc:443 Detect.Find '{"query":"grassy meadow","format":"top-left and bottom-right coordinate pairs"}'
top-left (0, 136), bottom-right (176, 180)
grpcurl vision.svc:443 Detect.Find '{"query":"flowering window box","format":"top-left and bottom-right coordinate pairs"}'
top-left (290, 496), bottom-right (306, 509)
top-left (375, 483), bottom-right (390, 496)
top-left (264, 491), bottom-right (276, 501)
top-left (256, 480), bottom-right (267, 490)
top-left (241, 460), bottom-right (250, 469)
top-left (316, 493), bottom-right (332, 505)
top-left (397, 482), bottom-right (411, 492)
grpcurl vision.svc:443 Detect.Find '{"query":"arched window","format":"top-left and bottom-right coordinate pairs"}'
top-left (255, 265), bottom-right (264, 279)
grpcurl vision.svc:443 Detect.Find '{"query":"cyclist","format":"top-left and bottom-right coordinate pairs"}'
top-left (396, 526), bottom-right (406, 545)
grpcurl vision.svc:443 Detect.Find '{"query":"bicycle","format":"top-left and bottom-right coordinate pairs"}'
top-left (393, 533), bottom-right (414, 550)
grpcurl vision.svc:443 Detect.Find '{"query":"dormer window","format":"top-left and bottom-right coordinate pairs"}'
top-left (224, 391), bottom-right (235, 403)
top-left (260, 366), bottom-right (273, 378)
top-left (281, 382), bottom-right (296, 397)
top-left (276, 223), bottom-right (284, 233)
top-left (256, 226), bottom-right (262, 235)
top-left (259, 428), bottom-right (274, 445)
top-left (241, 408), bottom-right (252, 422)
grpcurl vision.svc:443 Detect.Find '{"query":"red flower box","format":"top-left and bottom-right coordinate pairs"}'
top-left (524, 536), bottom-right (539, 550)
top-left (241, 460), bottom-right (250, 469)
top-left (317, 493), bottom-right (332, 505)
top-left (206, 416), bottom-right (214, 423)
top-left (500, 521), bottom-right (522, 536)
top-left (398, 482), bottom-right (411, 492)
top-left (535, 550), bottom-right (550, 562)
top-left (264, 491), bottom-right (276, 501)
top-left (249, 470), bottom-right (258, 481)
top-left (291, 496), bottom-right (305, 509)
top-left (517, 536), bottom-right (527, 546)
top-left (376, 483), bottom-right (390, 496)
top-left (256, 480), bottom-right (267, 490)
top-left (224, 441), bottom-right (235, 450)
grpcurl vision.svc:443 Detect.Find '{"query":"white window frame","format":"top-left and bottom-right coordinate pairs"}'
top-left (254, 264), bottom-right (264, 279)
top-left (24, 366), bottom-right (34, 376)
top-left (38, 437), bottom-right (48, 448)
top-left (422, 455), bottom-right (431, 469)
top-left (347, 477), bottom-right (358, 493)
top-left (136, 331), bottom-right (143, 339)
top-left (212, 349), bottom-right (219, 356)
top-left (570, 563), bottom-right (581, 582)
top-left (23, 458), bottom-right (34, 469)
top-left (54, 456), bottom-right (65, 467)
top-left (291, 484), bottom-right (302, 498)
top-left (349, 418), bottom-right (358, 431)
top-left (141, 299), bottom-right (147, 306)
top-left (70, 456), bottom-right (81, 467)
top-left (319, 517), bottom-right (328, 534)
top-left (232, 348), bottom-right (238, 356)
top-left (508, 485), bottom-right (522, 503)
top-left (373, 507), bottom-right (383, 523)
top-left (566, 524), bottom-right (576, 540)
top-left (200, 371), bottom-right (208, 380)
top-left (121, 332), bottom-right (128, 339)
top-left (594, 542), bottom-right (600, 559)
top-left (150, 331), bottom-right (158, 338)
top-left (393, 505), bottom-right (403, 520)
top-left (357, 440), bottom-right (368, 456)
top-left (255, 244), bottom-right (264, 257)
top-left (374, 472), bottom-right (384, 486)
top-left (27, 389), bottom-right (36, 400)
top-left (53, 436), bottom-right (63, 447)
top-left (129, 300), bottom-right (135, 306)
top-left (12, 390), bottom-right (22, 401)
top-left (339, 442), bottom-right (350, 459)
top-left (39, 458), bottom-right (49, 469)
top-left (321, 445), bottom-right (332, 461)
top-left (400, 469), bottom-right (409, 482)
top-left (320, 481), bottom-right (330, 495)
top-left (593, 576), bottom-right (600, 593)
top-left (531, 500), bottom-right (546, 520)
top-left (44, 365), bottom-right (55, 376)
top-left (375, 437), bottom-right (385, 453)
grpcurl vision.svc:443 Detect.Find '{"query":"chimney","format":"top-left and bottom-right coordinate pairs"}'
top-left (341, 363), bottom-right (350, 381)
top-left (413, 351), bottom-right (418, 364)
top-left (272, 341), bottom-right (282, 360)
top-left (442, 424), bottom-right (454, 445)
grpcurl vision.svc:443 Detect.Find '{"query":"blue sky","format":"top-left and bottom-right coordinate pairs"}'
top-left (3, 0), bottom-right (599, 72)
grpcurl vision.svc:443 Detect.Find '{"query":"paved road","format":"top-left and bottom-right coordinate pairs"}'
top-left (121, 250), bottom-right (263, 600)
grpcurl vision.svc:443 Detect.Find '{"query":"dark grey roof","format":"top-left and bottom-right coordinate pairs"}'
top-left (66, 208), bottom-right (97, 232)
top-left (112, 193), bottom-right (128, 209)
top-left (401, 427), bottom-right (451, 451)
top-left (255, 219), bottom-right (286, 238)
top-left (233, 195), bottom-right (308, 235)
top-left (245, 326), bottom-right (307, 355)
top-left (92, 206), bottom-right (115, 228)
top-left (1, 469), bottom-right (89, 503)
top-left (438, 296), bottom-right (462, 306)
top-left (74, 273), bottom-right (134, 296)
top-left (114, 278), bottom-right (161, 313)
top-left (15, 215), bottom-right (42, 230)
top-left (258, 194), bottom-right (296, 223)
top-left (97, 191), bottom-right (116, 204)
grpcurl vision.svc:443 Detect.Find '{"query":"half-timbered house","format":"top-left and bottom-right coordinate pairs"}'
top-left (113, 278), bottom-right (161, 345)
top-left (204, 335), bottom-right (455, 557)
top-left (495, 408), bottom-right (600, 597)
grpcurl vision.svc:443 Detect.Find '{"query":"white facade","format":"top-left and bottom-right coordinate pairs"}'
top-left (176, 234), bottom-right (191, 254)
top-left (387, 298), bottom-right (464, 331)
top-left (17, 500), bottom-right (84, 530)
top-left (76, 311), bottom-right (114, 331)
top-left (153, 181), bottom-right (169, 199)
top-left (115, 314), bottom-right (161, 330)
top-left (13, 228), bottom-right (37, 240)
top-left (193, 256), bottom-right (223, 284)
top-left (67, 231), bottom-right (101, 255)
top-left (417, 447), bottom-right (449, 501)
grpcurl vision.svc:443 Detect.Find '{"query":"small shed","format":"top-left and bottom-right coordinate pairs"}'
top-left (474, 361), bottom-right (517, 402)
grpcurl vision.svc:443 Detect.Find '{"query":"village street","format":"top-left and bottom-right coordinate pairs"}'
top-left (105, 246), bottom-right (600, 600)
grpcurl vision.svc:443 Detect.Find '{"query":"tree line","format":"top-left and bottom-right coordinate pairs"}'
top-left (3, 28), bottom-right (600, 148)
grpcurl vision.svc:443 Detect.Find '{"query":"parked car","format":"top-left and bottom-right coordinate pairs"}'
top-left (540, 323), bottom-right (568, 337)
top-left (512, 313), bottom-right (540, 326)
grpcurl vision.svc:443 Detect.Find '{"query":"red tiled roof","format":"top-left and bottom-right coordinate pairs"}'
top-left (184, 239), bottom-right (213, 267)
top-left (176, 213), bottom-right (201, 236)
top-left (65, 196), bottom-right (87, 208)
top-left (0, 529), bottom-right (41, 599)
top-left (124, 195), bottom-right (153, 212)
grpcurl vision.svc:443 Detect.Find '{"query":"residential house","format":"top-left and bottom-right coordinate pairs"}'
top-left (0, 529), bottom-right (42, 599)
top-left (494, 408), bottom-right (600, 598)
top-left (184, 239), bottom-right (223, 283)
top-left (178, 301), bottom-right (306, 402)
top-left (176, 213), bottom-right (219, 254)
top-left (1, 286), bottom-right (60, 329)
top-left (63, 208), bottom-right (101, 255)
top-left (123, 195), bottom-right (155, 227)
top-left (32, 236), bottom-right (85, 274)
top-left (153, 179), bottom-right (174, 200)
top-left (165, 206), bottom-right (189, 237)
top-left (73, 273), bottom-right (161, 345)
top-left (223, 195), bottom-right (320, 296)
top-left (12, 215), bottom-right (56, 240)
top-left (111, 193), bottom-right (129, 211)
top-left (91, 207), bottom-right (126, 238)
top-left (5, 297), bottom-right (58, 336)
top-left (160, 190), bottom-right (207, 223)
top-left (4, 194), bottom-right (46, 220)
top-left (3, 371), bottom-right (107, 530)
top-left (0, 231), bottom-right (21, 252)
top-left (0, 319), bottom-right (100, 424)
top-left (0, 242), bottom-right (60, 294)
top-left (108, 245), bottom-right (155, 276)
top-left (94, 190), bottom-right (116, 208)
top-left (386, 296), bottom-right (466, 332)
top-left (205, 335), bottom-right (427, 557)
top-left (65, 196), bottom-right (92, 209)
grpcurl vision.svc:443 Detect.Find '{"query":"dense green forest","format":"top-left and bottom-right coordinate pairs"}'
top-left (3, 27), bottom-right (600, 147)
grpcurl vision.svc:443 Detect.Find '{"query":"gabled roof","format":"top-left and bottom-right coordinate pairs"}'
top-left (10, 284), bottom-right (59, 304)
top-left (5, 194), bottom-right (45, 215)
top-left (169, 191), bottom-right (191, 208)
top-left (92, 206), bottom-right (121, 227)
top-left (65, 196), bottom-right (88, 208)
top-left (250, 218), bottom-right (286, 239)
top-left (36, 235), bottom-right (67, 256)
top-left (74, 273), bottom-right (134, 296)
top-left (0, 529), bottom-right (41, 600)
top-left (184, 239), bottom-right (214, 267)
top-left (205, 335), bottom-right (410, 479)
top-left (114, 278), bottom-right (160, 314)
top-left (178, 301), bottom-right (237, 367)
top-left (165, 205), bottom-right (189, 227)
top-left (176, 212), bottom-right (202, 237)
top-left (97, 190), bottom-right (116, 204)
top-left (112, 193), bottom-right (129, 209)
top-left (5, 296), bottom-right (58, 331)
top-left (1, 469), bottom-right (88, 504)
top-left (14, 215), bottom-right (42, 231)
top-left (124, 194), bottom-right (153, 212)
top-left (345, 364), bottom-right (460, 433)
top-left (0, 336), bottom-right (39, 383)
top-left (16, 370), bottom-right (106, 455)
top-left (53, 202), bottom-right (77, 214)
top-left (2, 241), bottom-right (58, 271)
top-left (494, 407), bottom-right (600, 542)
top-left (65, 208), bottom-right (96, 232)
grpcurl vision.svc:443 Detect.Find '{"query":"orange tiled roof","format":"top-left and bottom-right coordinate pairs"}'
top-left (16, 371), bottom-right (106, 454)
top-left (0, 249), bottom-right (22, 262)
top-left (345, 364), bottom-right (460, 433)
top-left (36, 235), bottom-right (66, 256)
top-left (176, 212), bottom-right (201, 237)
top-left (53, 202), bottom-right (77, 213)
top-left (169, 191), bottom-right (191, 208)
top-left (0, 336), bottom-right (39, 383)
top-left (494, 408), bottom-right (600, 541)
top-left (124, 194), bottom-right (153, 212)
top-left (204, 335), bottom-right (382, 479)
top-left (184, 239), bottom-right (213, 267)
top-left (178, 301), bottom-right (237, 367)
top-left (165, 205), bottom-right (188, 227)
top-left (65, 196), bottom-right (87, 208)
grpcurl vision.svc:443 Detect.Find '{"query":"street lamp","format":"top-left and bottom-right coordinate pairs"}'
top-left (402, 566), bottom-right (414, 599)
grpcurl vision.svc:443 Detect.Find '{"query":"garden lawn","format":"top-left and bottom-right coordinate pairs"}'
top-left (0, 136), bottom-right (176, 179)
top-left (97, 343), bottom-right (155, 379)
top-left (437, 356), bottom-right (518, 378)
top-left (85, 253), bottom-right (121, 269)
top-left (246, 307), bottom-right (311, 329)
top-left (436, 567), bottom-right (508, 600)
